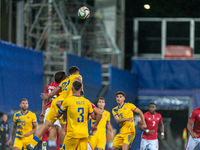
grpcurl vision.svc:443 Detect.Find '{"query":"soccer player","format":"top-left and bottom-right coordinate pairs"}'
top-left (7, 98), bottom-right (38, 150)
top-left (111, 91), bottom-right (147, 150)
top-left (26, 66), bottom-right (82, 150)
top-left (39, 71), bottom-right (67, 150)
top-left (138, 102), bottom-right (164, 150)
top-left (56, 81), bottom-right (100, 150)
top-left (186, 107), bottom-right (200, 150)
top-left (88, 97), bottom-right (113, 150)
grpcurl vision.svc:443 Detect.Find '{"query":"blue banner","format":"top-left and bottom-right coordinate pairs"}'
top-left (0, 41), bottom-right (43, 112)
top-left (131, 59), bottom-right (200, 89)
top-left (105, 67), bottom-right (138, 117)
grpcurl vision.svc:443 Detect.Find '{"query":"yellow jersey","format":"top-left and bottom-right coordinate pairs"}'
top-left (58, 95), bottom-right (93, 138)
top-left (91, 110), bottom-right (110, 135)
top-left (58, 74), bottom-right (82, 98)
top-left (13, 110), bottom-right (37, 139)
top-left (112, 103), bottom-right (136, 134)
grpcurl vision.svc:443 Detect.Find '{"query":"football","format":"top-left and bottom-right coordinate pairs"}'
top-left (78, 6), bottom-right (90, 19)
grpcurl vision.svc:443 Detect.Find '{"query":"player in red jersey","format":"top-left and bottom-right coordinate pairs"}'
top-left (186, 107), bottom-right (200, 150)
top-left (138, 102), bottom-right (164, 150)
top-left (39, 71), bottom-right (67, 150)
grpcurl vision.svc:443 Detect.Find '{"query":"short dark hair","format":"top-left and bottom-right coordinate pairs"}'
top-left (116, 91), bottom-right (125, 97)
top-left (68, 66), bottom-right (79, 75)
top-left (73, 81), bottom-right (82, 91)
top-left (2, 113), bottom-right (7, 117)
top-left (54, 71), bottom-right (66, 83)
top-left (149, 102), bottom-right (156, 106)
top-left (97, 97), bottom-right (105, 103)
top-left (20, 98), bottom-right (28, 103)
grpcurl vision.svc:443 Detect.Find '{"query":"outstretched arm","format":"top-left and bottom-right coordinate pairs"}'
top-left (90, 107), bottom-right (101, 120)
top-left (39, 98), bottom-right (47, 121)
top-left (138, 122), bottom-right (154, 134)
top-left (41, 87), bottom-right (61, 100)
top-left (134, 108), bottom-right (147, 129)
top-left (187, 119), bottom-right (198, 138)
top-left (90, 109), bottom-right (102, 126)
top-left (7, 122), bottom-right (17, 146)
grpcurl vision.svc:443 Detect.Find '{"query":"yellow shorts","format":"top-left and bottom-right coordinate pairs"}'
top-left (112, 132), bottom-right (135, 148)
top-left (62, 136), bottom-right (88, 150)
top-left (89, 134), bottom-right (106, 149)
top-left (13, 135), bottom-right (33, 150)
top-left (46, 95), bottom-right (66, 125)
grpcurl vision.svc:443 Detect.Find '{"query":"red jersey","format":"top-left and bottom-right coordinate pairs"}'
top-left (140, 111), bottom-right (162, 140)
top-left (189, 107), bottom-right (200, 137)
top-left (44, 81), bottom-right (60, 109)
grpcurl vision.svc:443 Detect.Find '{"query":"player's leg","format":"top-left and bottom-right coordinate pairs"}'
top-left (148, 139), bottom-right (158, 150)
top-left (77, 137), bottom-right (88, 150)
top-left (96, 135), bottom-right (106, 150)
top-left (140, 139), bottom-right (149, 150)
top-left (62, 136), bottom-right (79, 150)
top-left (42, 127), bottom-right (51, 150)
top-left (13, 138), bottom-right (23, 150)
top-left (54, 121), bottom-right (61, 150)
top-left (42, 108), bottom-right (51, 150)
top-left (58, 117), bottom-right (66, 149)
top-left (88, 134), bottom-right (98, 150)
top-left (111, 134), bottom-right (123, 150)
top-left (122, 133), bottom-right (135, 150)
top-left (186, 135), bottom-right (200, 150)
top-left (26, 120), bottom-right (53, 150)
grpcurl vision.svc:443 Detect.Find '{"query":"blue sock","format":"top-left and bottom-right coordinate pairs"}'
top-left (33, 136), bottom-right (39, 142)
top-left (59, 144), bottom-right (62, 148)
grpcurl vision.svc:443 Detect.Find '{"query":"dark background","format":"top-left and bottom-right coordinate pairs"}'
top-left (125, 0), bottom-right (200, 70)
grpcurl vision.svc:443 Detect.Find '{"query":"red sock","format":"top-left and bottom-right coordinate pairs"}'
top-left (56, 133), bottom-right (60, 150)
top-left (42, 128), bottom-right (51, 142)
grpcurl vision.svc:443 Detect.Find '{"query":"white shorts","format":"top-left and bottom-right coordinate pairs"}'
top-left (44, 108), bottom-right (61, 127)
top-left (88, 142), bottom-right (93, 150)
top-left (186, 135), bottom-right (200, 150)
top-left (48, 140), bottom-right (56, 147)
top-left (140, 138), bottom-right (158, 150)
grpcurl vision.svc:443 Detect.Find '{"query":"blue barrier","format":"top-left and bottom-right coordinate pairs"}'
top-left (0, 41), bottom-right (43, 112)
top-left (67, 54), bottom-right (102, 101)
top-left (131, 59), bottom-right (200, 89)
top-left (105, 67), bottom-right (138, 112)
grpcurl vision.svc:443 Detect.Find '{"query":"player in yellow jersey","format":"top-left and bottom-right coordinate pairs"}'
top-left (7, 98), bottom-right (38, 150)
top-left (56, 81), bottom-right (100, 150)
top-left (26, 66), bottom-right (82, 150)
top-left (111, 91), bottom-right (147, 150)
top-left (88, 97), bottom-right (113, 150)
